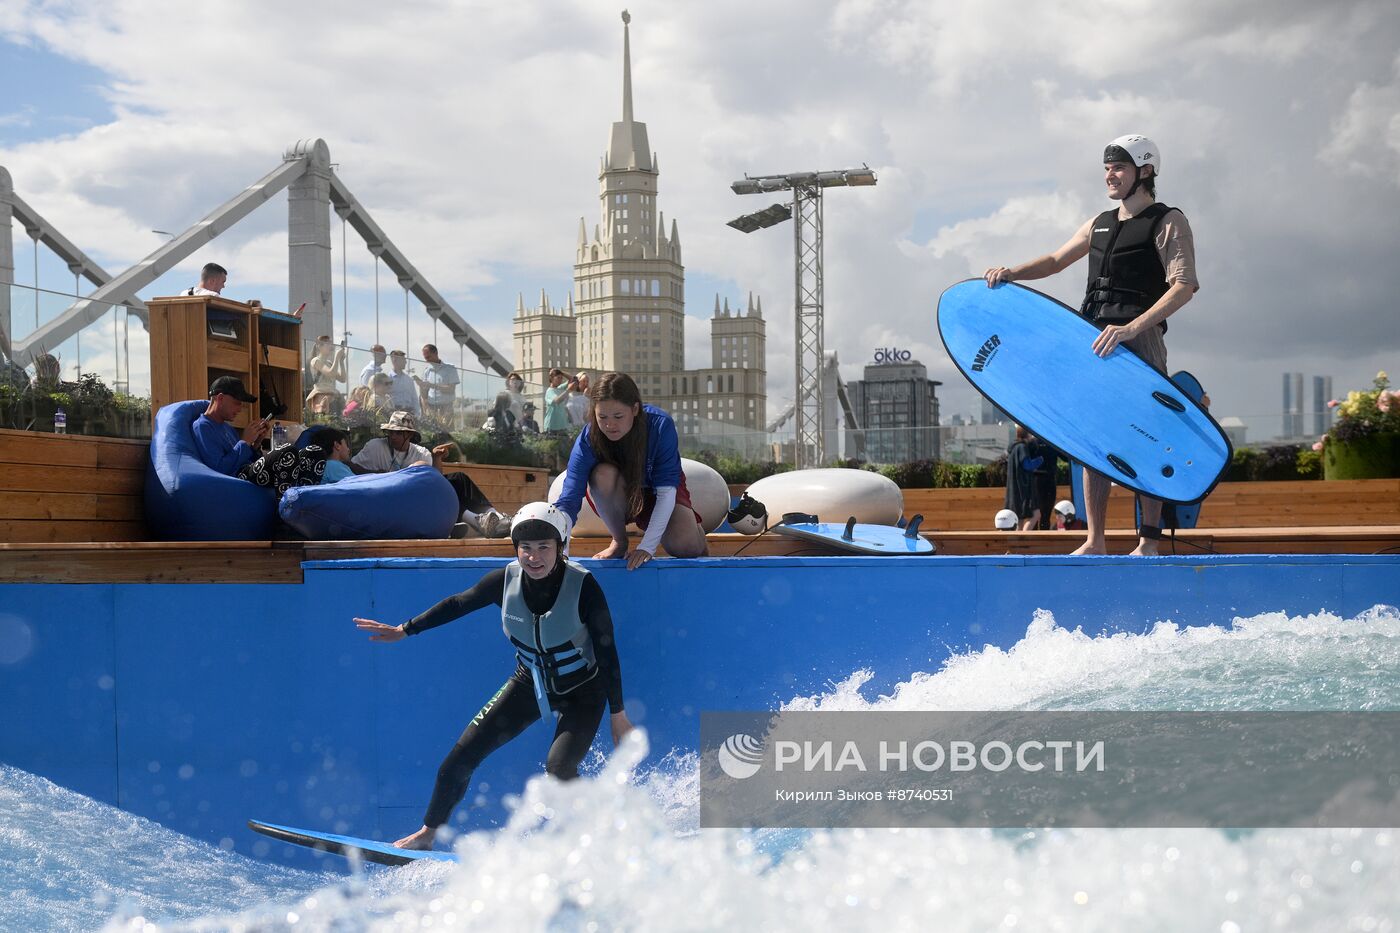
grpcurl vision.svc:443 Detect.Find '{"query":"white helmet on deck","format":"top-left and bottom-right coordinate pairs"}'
top-left (994, 509), bottom-right (1018, 530)
top-left (511, 501), bottom-right (572, 547)
top-left (727, 492), bottom-right (768, 535)
top-left (1053, 499), bottom-right (1076, 520)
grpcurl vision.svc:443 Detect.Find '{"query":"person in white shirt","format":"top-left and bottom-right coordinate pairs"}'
top-left (352, 411), bottom-right (510, 537)
top-left (566, 374), bottom-right (589, 427)
top-left (360, 344), bottom-right (388, 387)
top-left (416, 343), bottom-right (459, 424)
top-left (180, 262), bottom-right (227, 297)
top-left (386, 350), bottom-right (421, 416)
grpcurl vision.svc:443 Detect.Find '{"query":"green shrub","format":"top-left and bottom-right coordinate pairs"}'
top-left (1294, 447), bottom-right (1323, 480)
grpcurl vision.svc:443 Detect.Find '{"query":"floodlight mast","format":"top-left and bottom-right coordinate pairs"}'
top-left (728, 166), bottom-right (876, 468)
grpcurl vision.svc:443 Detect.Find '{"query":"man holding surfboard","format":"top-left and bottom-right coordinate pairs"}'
top-left (983, 135), bottom-right (1199, 555)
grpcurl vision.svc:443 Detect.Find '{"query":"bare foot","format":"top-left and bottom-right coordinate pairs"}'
top-left (393, 826), bottom-right (436, 851)
top-left (1129, 540), bottom-right (1159, 557)
top-left (1070, 539), bottom-right (1107, 556)
top-left (592, 539), bottom-right (628, 560)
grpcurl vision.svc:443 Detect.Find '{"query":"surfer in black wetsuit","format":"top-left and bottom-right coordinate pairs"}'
top-left (983, 134), bottom-right (1199, 556)
top-left (354, 501), bottom-right (634, 851)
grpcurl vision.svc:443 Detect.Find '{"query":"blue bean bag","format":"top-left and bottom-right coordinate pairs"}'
top-left (279, 464), bottom-right (457, 540)
top-left (145, 400), bottom-right (278, 540)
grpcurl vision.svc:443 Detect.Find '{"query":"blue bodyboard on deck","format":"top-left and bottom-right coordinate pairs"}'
top-left (937, 280), bottom-right (1230, 504)
top-left (772, 516), bottom-right (935, 555)
top-left (248, 819), bottom-right (458, 866)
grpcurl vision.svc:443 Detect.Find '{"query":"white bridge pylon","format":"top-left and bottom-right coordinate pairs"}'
top-left (6, 138), bottom-right (512, 375)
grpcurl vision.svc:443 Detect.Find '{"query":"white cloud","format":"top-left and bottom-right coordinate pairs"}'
top-left (0, 0), bottom-right (1397, 431)
top-left (1322, 54), bottom-right (1400, 185)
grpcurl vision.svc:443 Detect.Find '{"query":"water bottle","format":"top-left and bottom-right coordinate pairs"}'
top-left (54, 407), bottom-right (67, 434)
top-left (273, 423), bottom-right (288, 448)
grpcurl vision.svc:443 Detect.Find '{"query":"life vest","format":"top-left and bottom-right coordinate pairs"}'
top-left (1081, 202), bottom-right (1177, 327)
top-left (501, 561), bottom-right (598, 718)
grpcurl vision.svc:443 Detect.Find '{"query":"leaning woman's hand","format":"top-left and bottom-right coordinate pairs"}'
top-left (355, 617), bottom-right (407, 642)
top-left (610, 711), bottom-right (635, 746)
top-left (625, 548), bottom-right (655, 571)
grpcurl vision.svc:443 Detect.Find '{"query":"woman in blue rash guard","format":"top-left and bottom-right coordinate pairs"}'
top-left (354, 502), bottom-right (634, 851)
top-left (552, 372), bottom-right (708, 571)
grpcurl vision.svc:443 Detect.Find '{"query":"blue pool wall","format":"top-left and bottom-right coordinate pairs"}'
top-left (2, 553), bottom-right (1397, 868)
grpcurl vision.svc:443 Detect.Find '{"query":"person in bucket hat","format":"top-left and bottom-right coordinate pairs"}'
top-left (351, 411), bottom-right (510, 537)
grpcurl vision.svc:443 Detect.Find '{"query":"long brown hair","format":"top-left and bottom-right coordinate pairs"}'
top-left (588, 372), bottom-right (648, 518)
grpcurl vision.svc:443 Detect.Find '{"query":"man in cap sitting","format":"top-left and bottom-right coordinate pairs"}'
top-left (192, 375), bottom-right (271, 475)
top-left (193, 375), bottom-right (328, 494)
top-left (352, 411), bottom-right (510, 537)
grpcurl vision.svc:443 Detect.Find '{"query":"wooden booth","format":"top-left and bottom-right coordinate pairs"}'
top-left (146, 295), bottom-right (304, 431)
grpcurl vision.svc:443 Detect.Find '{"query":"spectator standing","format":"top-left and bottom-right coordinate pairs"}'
top-left (417, 343), bottom-right (460, 425)
top-left (386, 350), bottom-right (422, 416)
top-left (566, 375), bottom-right (589, 427)
top-left (543, 368), bottom-right (570, 433)
top-left (180, 262), bottom-right (227, 297)
top-left (305, 335), bottom-right (348, 415)
top-left (504, 371), bottom-right (527, 422)
top-left (359, 344), bottom-right (388, 387)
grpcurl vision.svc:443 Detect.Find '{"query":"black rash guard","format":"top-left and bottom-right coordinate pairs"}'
top-left (401, 563), bottom-right (625, 714)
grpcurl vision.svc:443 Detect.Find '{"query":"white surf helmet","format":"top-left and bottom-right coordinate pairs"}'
top-left (1053, 499), bottom-right (1076, 520)
top-left (511, 501), bottom-right (572, 547)
top-left (1104, 134), bottom-right (1160, 198)
top-left (727, 492), bottom-right (768, 535)
top-left (994, 509), bottom-right (1018, 530)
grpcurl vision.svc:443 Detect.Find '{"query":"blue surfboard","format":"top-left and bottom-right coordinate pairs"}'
top-left (772, 515), bottom-right (935, 555)
top-left (937, 280), bottom-right (1230, 504)
top-left (1070, 370), bottom-right (1208, 528)
top-left (248, 819), bottom-right (459, 865)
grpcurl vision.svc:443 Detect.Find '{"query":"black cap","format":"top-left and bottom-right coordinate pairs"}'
top-left (209, 375), bottom-right (257, 402)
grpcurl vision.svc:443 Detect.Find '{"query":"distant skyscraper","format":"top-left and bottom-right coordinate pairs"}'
top-left (1282, 371), bottom-right (1304, 437)
top-left (848, 358), bottom-right (942, 462)
top-left (979, 394), bottom-right (1009, 425)
top-left (1312, 375), bottom-right (1334, 436)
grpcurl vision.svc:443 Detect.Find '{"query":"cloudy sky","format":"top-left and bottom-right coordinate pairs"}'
top-left (1, 0), bottom-right (1397, 440)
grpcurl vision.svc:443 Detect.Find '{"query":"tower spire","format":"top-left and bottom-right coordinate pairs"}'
top-left (621, 10), bottom-right (633, 125)
top-left (605, 11), bottom-right (652, 172)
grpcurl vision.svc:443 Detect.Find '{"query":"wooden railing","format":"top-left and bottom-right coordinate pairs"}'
top-left (897, 479), bottom-right (1400, 530)
top-left (0, 428), bottom-right (149, 542)
top-left (0, 428), bottom-right (552, 544)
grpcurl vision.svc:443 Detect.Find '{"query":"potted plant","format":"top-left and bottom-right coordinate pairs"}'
top-left (1315, 371), bottom-right (1400, 480)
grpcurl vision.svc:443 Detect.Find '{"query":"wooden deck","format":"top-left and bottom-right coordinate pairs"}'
top-left (897, 479), bottom-right (1400, 531)
top-left (2, 525), bottom-right (1395, 585)
top-left (2, 430), bottom-right (1395, 583)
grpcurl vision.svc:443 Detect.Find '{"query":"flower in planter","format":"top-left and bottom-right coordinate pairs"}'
top-left (1316, 370), bottom-right (1400, 448)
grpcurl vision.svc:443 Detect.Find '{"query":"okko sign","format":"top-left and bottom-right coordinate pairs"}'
top-left (873, 347), bottom-right (913, 364)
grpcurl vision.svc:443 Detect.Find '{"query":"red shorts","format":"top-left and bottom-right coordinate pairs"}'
top-left (586, 472), bottom-right (703, 530)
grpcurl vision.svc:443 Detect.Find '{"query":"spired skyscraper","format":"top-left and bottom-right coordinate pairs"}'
top-left (513, 11), bottom-right (767, 433)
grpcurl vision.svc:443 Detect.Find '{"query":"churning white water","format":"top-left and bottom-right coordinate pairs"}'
top-left (2, 606), bottom-right (1396, 932)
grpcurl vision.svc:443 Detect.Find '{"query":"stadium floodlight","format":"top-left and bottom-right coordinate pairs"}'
top-left (726, 203), bottom-right (792, 233)
top-left (726, 164), bottom-right (877, 468)
top-left (731, 165), bottom-right (877, 195)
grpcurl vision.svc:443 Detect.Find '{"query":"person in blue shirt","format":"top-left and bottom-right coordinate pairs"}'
top-left (308, 427), bottom-right (355, 484)
top-left (191, 376), bottom-right (270, 476)
top-left (552, 372), bottom-right (707, 570)
top-left (193, 376), bottom-right (329, 494)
